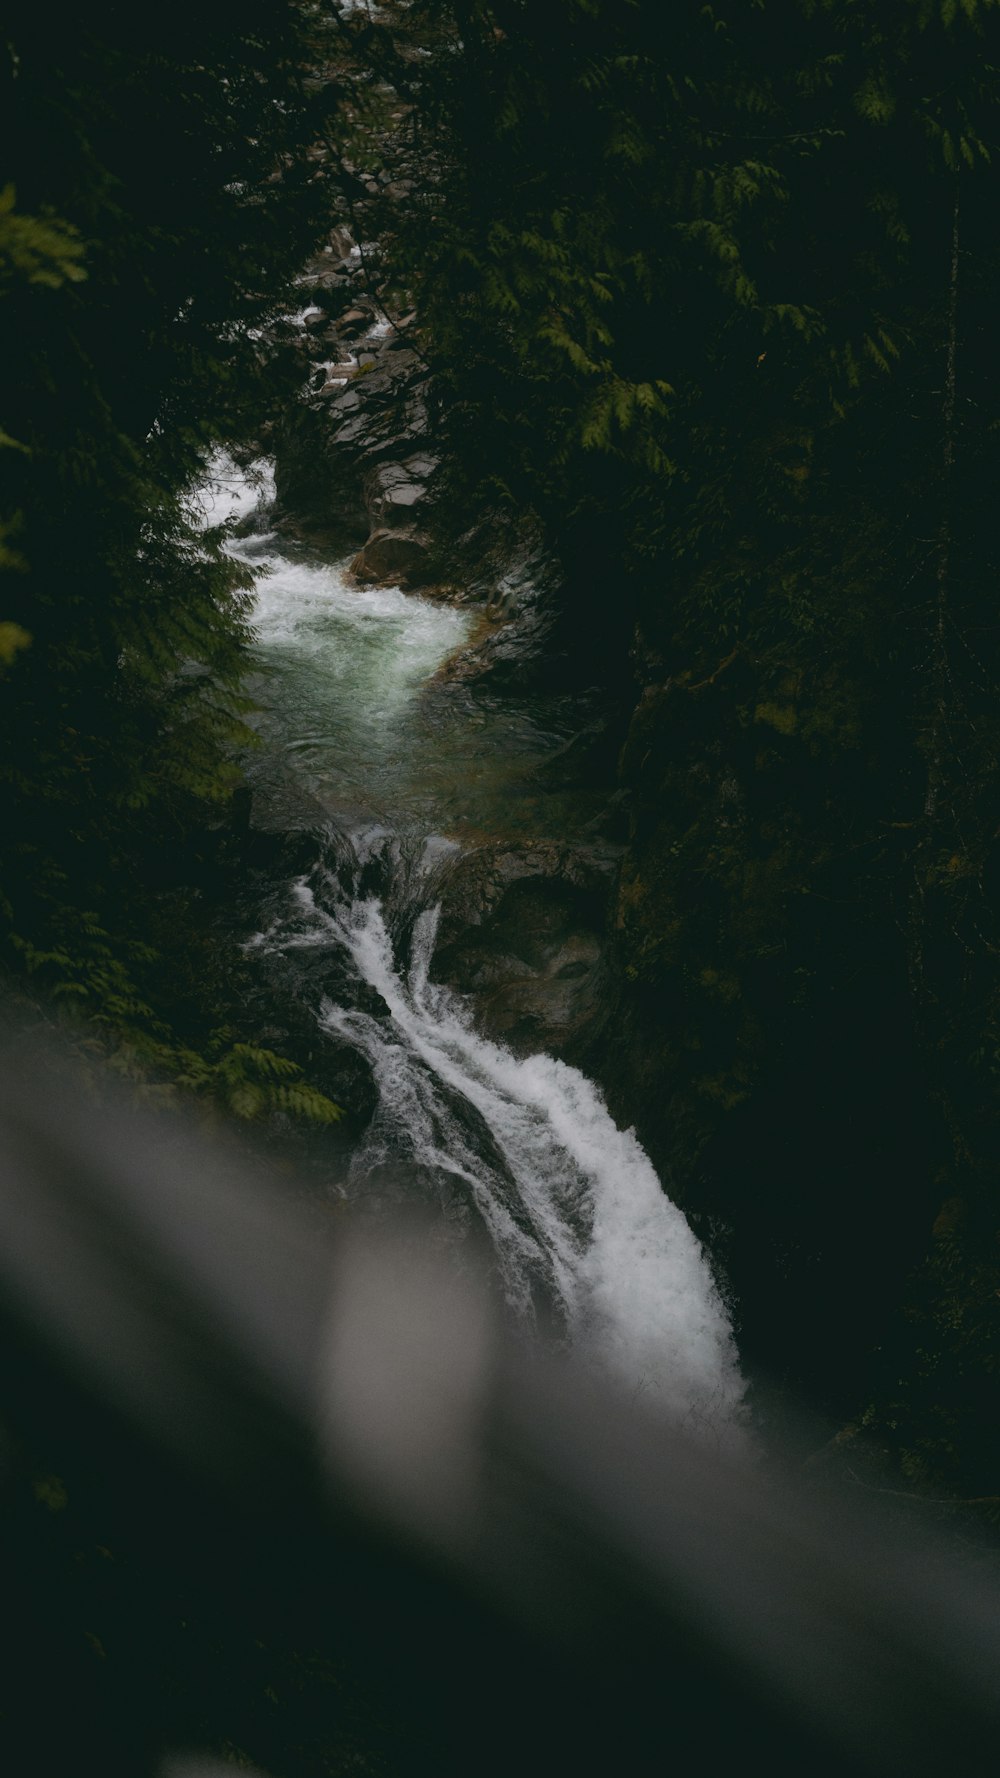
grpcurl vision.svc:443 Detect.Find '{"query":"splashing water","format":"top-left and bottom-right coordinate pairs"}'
top-left (254, 851), bottom-right (746, 1443)
top-left (191, 452), bottom-right (277, 531)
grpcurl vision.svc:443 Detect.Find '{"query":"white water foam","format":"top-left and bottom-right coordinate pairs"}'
top-left (190, 450), bottom-right (276, 531)
top-left (249, 554), bottom-right (467, 668)
top-left (188, 452), bottom-right (474, 819)
top-left (261, 870), bottom-right (747, 1445)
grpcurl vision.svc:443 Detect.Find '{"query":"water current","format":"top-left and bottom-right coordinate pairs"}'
top-left (196, 456), bottom-right (746, 1443)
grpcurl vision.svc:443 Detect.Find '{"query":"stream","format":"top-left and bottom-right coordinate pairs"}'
top-left (198, 457), bottom-right (746, 1443)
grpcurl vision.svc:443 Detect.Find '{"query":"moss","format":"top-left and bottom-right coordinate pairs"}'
top-left (753, 700), bottom-right (799, 735)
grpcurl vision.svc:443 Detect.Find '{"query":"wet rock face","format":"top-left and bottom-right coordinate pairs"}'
top-left (351, 526), bottom-right (430, 583)
top-left (432, 842), bottom-right (618, 1055)
top-left (364, 459), bottom-right (432, 529)
top-left (269, 239), bottom-right (436, 573)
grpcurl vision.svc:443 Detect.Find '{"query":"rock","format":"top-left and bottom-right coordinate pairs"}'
top-left (350, 527), bottom-right (430, 584)
top-left (435, 842), bottom-right (615, 941)
top-left (438, 595), bottom-right (558, 690)
top-left (402, 453), bottom-right (439, 480)
top-left (383, 481), bottom-right (426, 519)
top-left (339, 307), bottom-right (370, 335)
top-left (319, 366), bottom-right (357, 395)
top-left (330, 414), bottom-right (370, 447)
top-left (350, 351), bottom-right (422, 400)
top-left (298, 233), bottom-right (354, 285)
top-left (329, 225), bottom-right (355, 259)
top-left (431, 842), bottom-right (618, 1056)
top-left (365, 461), bottom-right (429, 529)
top-left (383, 309), bottom-right (418, 346)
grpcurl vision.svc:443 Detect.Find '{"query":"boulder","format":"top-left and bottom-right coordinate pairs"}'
top-left (350, 527), bottom-right (430, 584)
top-left (319, 366), bottom-right (357, 395)
top-left (402, 453), bottom-right (439, 481)
top-left (329, 224), bottom-right (355, 259)
top-left (383, 480), bottom-right (426, 521)
top-left (431, 842), bottom-right (618, 1056)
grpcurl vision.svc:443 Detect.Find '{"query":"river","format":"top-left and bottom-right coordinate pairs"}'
top-left (197, 455), bottom-right (747, 1444)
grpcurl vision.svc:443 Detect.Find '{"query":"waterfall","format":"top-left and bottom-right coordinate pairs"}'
top-left (201, 451), bottom-right (747, 1443)
top-left (253, 844), bottom-right (746, 1441)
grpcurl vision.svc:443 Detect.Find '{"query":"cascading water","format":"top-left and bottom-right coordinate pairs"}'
top-left (197, 454), bottom-right (747, 1443)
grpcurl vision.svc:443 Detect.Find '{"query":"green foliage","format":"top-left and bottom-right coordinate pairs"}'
top-left (172, 1040), bottom-right (344, 1125)
top-left (0, 184), bottom-right (85, 577)
top-left (0, 2), bottom-right (340, 1117)
top-left (0, 621), bottom-right (30, 665)
top-left (0, 183), bottom-right (85, 291)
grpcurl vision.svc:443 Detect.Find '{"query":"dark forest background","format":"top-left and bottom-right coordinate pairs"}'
top-left (5, 0), bottom-right (1000, 1501)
